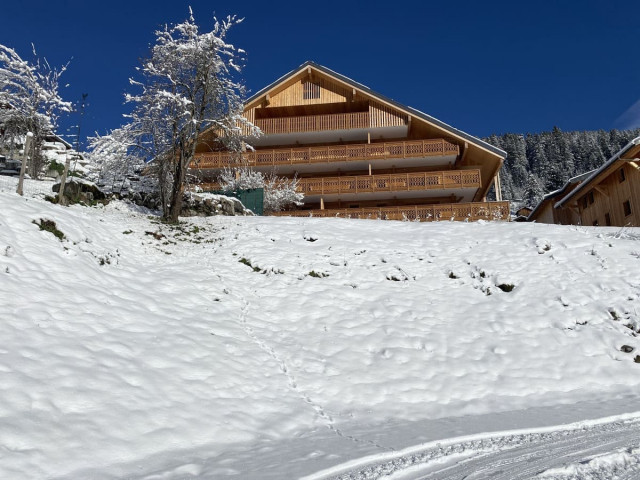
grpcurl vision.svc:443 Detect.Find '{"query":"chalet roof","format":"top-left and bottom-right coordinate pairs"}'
top-left (527, 170), bottom-right (592, 221)
top-left (246, 61), bottom-right (506, 159)
top-left (44, 133), bottom-right (73, 149)
top-left (555, 136), bottom-right (640, 208)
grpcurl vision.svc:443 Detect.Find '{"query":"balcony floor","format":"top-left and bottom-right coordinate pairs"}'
top-left (302, 187), bottom-right (477, 204)
top-left (248, 125), bottom-right (408, 147)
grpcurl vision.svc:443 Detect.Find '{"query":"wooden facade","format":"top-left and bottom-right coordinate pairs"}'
top-left (532, 138), bottom-right (640, 227)
top-left (192, 61), bottom-right (508, 221)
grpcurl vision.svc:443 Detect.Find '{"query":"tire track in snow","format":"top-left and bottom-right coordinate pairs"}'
top-left (236, 298), bottom-right (392, 453)
top-left (309, 417), bottom-right (640, 480)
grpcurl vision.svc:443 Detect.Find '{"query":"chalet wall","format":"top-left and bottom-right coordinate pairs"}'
top-left (536, 202), bottom-right (555, 224)
top-left (578, 162), bottom-right (640, 227)
top-left (369, 101), bottom-right (408, 128)
top-left (266, 77), bottom-right (349, 107)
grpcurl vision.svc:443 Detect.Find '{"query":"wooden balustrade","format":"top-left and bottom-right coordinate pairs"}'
top-left (270, 201), bottom-right (511, 222)
top-left (255, 111), bottom-right (371, 134)
top-left (194, 169), bottom-right (480, 195)
top-left (193, 139), bottom-right (459, 170)
top-left (297, 169), bottom-right (481, 195)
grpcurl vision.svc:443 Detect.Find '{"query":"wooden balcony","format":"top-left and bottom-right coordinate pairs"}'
top-left (298, 170), bottom-right (481, 195)
top-left (193, 139), bottom-right (460, 170)
top-left (255, 111), bottom-right (371, 134)
top-left (270, 201), bottom-right (511, 222)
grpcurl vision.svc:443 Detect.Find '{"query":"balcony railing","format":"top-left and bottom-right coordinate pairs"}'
top-left (270, 201), bottom-right (511, 222)
top-left (193, 139), bottom-right (460, 170)
top-left (255, 111), bottom-right (371, 134)
top-left (297, 169), bottom-right (481, 195)
top-left (196, 169), bottom-right (480, 196)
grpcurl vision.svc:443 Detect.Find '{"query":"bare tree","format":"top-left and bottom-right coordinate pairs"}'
top-left (0, 44), bottom-right (72, 177)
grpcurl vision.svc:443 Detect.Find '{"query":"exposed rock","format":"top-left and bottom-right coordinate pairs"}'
top-left (621, 345), bottom-right (635, 353)
top-left (53, 177), bottom-right (106, 203)
top-left (180, 193), bottom-right (253, 217)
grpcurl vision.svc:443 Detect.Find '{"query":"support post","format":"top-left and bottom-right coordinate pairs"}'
top-left (494, 170), bottom-right (503, 202)
top-left (16, 132), bottom-right (33, 196)
top-left (58, 152), bottom-right (72, 206)
top-left (320, 197), bottom-right (325, 210)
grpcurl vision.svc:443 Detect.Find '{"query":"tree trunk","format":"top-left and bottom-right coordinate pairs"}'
top-left (167, 157), bottom-right (186, 223)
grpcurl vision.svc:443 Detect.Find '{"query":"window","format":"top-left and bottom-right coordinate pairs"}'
top-left (619, 168), bottom-right (626, 183)
top-left (581, 196), bottom-right (588, 210)
top-left (623, 200), bottom-right (632, 217)
top-left (605, 212), bottom-right (611, 226)
top-left (588, 191), bottom-right (595, 205)
top-left (303, 81), bottom-right (320, 100)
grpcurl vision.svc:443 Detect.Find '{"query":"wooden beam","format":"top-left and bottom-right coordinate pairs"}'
top-left (407, 115), bottom-right (412, 135)
top-left (566, 203), bottom-right (579, 215)
top-left (594, 185), bottom-right (609, 197)
top-left (628, 160), bottom-right (640, 171)
top-left (455, 141), bottom-right (469, 167)
top-left (264, 93), bottom-right (270, 106)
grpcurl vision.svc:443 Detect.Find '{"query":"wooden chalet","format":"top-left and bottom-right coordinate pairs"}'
top-left (193, 61), bottom-right (509, 221)
top-left (527, 171), bottom-right (591, 225)
top-left (544, 137), bottom-right (640, 227)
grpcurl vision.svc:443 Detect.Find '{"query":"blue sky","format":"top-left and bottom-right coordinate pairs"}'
top-left (2, 0), bottom-right (639, 148)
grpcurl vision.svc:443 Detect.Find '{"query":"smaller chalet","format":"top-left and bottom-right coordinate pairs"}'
top-left (527, 171), bottom-right (591, 224)
top-left (530, 137), bottom-right (640, 227)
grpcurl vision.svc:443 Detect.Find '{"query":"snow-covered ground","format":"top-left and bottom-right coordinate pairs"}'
top-left (1, 180), bottom-right (640, 479)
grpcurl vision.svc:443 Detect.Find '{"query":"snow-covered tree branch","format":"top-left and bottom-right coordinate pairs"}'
top-left (218, 167), bottom-right (304, 213)
top-left (91, 10), bottom-right (258, 222)
top-left (0, 44), bottom-right (72, 177)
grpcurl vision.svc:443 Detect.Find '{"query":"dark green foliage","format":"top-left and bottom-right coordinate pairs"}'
top-left (309, 271), bottom-right (328, 278)
top-left (33, 219), bottom-right (65, 240)
top-left (48, 160), bottom-right (65, 176)
top-left (239, 257), bottom-right (261, 272)
top-left (497, 283), bottom-right (515, 292)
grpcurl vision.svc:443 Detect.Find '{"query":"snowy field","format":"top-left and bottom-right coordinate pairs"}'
top-left (1, 181), bottom-right (640, 479)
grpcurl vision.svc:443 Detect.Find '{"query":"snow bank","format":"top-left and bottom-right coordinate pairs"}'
top-left (1, 191), bottom-right (640, 479)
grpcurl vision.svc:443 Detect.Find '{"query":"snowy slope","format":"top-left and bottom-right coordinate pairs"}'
top-left (1, 185), bottom-right (640, 479)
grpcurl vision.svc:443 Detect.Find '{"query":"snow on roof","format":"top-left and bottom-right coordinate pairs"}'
top-left (527, 170), bottom-right (594, 220)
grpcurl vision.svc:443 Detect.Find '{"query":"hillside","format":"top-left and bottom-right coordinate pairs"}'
top-left (1, 183), bottom-right (640, 478)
